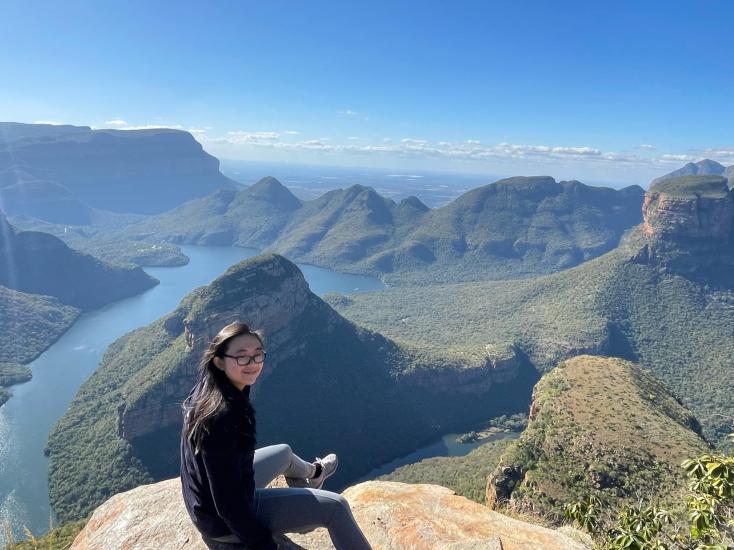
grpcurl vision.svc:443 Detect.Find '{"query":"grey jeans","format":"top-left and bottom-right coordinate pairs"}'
top-left (203, 444), bottom-right (372, 550)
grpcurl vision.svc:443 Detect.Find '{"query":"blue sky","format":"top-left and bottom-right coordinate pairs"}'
top-left (1, 0), bottom-right (733, 185)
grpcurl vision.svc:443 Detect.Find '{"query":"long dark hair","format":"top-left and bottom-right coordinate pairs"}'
top-left (182, 321), bottom-right (263, 453)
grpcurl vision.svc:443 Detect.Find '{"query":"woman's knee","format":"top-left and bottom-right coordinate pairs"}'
top-left (273, 443), bottom-right (292, 456)
top-left (319, 492), bottom-right (352, 519)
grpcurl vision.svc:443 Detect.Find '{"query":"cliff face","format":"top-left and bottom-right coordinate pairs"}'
top-left (0, 122), bottom-right (237, 219)
top-left (637, 175), bottom-right (734, 276)
top-left (642, 176), bottom-right (733, 239)
top-left (70, 479), bottom-right (590, 550)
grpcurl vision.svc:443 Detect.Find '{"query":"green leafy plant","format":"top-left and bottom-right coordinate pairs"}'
top-left (565, 435), bottom-right (733, 550)
top-left (564, 495), bottom-right (602, 532)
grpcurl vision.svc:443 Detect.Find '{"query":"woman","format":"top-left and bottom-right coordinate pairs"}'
top-left (180, 321), bottom-right (372, 550)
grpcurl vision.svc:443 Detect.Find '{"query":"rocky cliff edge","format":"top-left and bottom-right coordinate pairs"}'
top-left (71, 479), bottom-right (590, 550)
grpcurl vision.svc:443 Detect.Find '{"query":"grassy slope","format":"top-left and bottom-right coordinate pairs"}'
top-left (494, 356), bottom-right (710, 522)
top-left (5, 520), bottom-right (87, 550)
top-left (327, 231), bottom-right (734, 446)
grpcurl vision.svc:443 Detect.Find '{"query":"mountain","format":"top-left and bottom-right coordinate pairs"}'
top-left (0, 211), bottom-right (158, 309)
top-left (117, 175), bottom-right (644, 284)
top-left (47, 253), bottom-right (537, 522)
top-left (0, 122), bottom-right (238, 221)
top-left (327, 178), bottom-right (734, 447)
top-left (272, 184), bottom-right (415, 267)
top-left (487, 356), bottom-right (709, 523)
top-left (651, 159), bottom-right (727, 185)
top-left (118, 176), bottom-right (303, 247)
top-left (371, 177), bottom-right (644, 282)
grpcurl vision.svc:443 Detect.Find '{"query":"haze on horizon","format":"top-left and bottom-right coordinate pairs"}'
top-left (1, 0), bottom-right (733, 186)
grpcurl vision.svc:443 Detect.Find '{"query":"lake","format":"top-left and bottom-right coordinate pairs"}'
top-left (0, 246), bottom-right (384, 545)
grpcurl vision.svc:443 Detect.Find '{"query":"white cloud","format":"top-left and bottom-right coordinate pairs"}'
top-left (337, 109), bottom-right (369, 121)
top-left (33, 120), bottom-right (64, 125)
top-left (203, 128), bottom-right (720, 171)
top-left (700, 147), bottom-right (734, 162)
top-left (225, 131), bottom-right (281, 143)
top-left (284, 130), bottom-right (300, 135)
top-left (659, 154), bottom-right (695, 162)
top-left (639, 144), bottom-right (656, 151)
top-left (105, 119), bottom-right (127, 126)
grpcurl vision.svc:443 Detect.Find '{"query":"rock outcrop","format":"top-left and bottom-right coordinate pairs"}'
top-left (71, 479), bottom-right (590, 550)
top-left (642, 175), bottom-right (733, 239)
top-left (636, 175), bottom-right (734, 277)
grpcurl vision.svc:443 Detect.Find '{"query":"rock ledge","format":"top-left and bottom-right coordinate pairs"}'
top-left (71, 479), bottom-right (589, 550)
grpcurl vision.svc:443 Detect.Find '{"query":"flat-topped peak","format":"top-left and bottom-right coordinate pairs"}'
top-left (648, 174), bottom-right (730, 198)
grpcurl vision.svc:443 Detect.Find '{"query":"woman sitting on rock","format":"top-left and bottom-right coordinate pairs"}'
top-left (180, 321), bottom-right (372, 550)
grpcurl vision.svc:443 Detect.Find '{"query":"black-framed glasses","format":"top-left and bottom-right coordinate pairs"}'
top-left (222, 351), bottom-right (267, 366)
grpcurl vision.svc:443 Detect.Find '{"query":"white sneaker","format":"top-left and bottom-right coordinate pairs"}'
top-left (286, 453), bottom-right (339, 489)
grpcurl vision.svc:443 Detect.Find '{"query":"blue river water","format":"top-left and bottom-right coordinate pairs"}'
top-left (0, 246), bottom-right (384, 545)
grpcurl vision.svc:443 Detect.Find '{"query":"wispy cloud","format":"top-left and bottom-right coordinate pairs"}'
top-left (225, 130), bottom-right (281, 143)
top-left (88, 121), bottom-right (722, 171)
top-left (659, 154), bottom-right (695, 162)
top-left (33, 120), bottom-right (64, 125)
top-left (337, 109), bottom-right (369, 121)
top-left (207, 131), bottom-right (715, 169)
top-left (700, 147), bottom-right (734, 163)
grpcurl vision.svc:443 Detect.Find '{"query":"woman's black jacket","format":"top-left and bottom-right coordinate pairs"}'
top-left (180, 382), bottom-right (277, 550)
